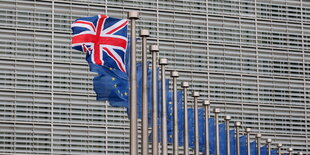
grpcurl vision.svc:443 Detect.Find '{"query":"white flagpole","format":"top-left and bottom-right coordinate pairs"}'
top-left (214, 108), bottom-right (220, 155)
top-left (256, 134), bottom-right (262, 155)
top-left (224, 116), bottom-right (231, 155)
top-left (266, 139), bottom-right (272, 155)
top-left (288, 148), bottom-right (293, 155)
top-left (277, 143), bottom-right (282, 155)
top-left (203, 100), bottom-right (210, 155)
top-left (171, 70), bottom-right (179, 155)
top-left (235, 122), bottom-right (241, 155)
top-left (140, 29), bottom-right (149, 155)
top-left (192, 92), bottom-right (200, 155)
top-left (246, 128), bottom-right (251, 155)
top-left (182, 82), bottom-right (190, 155)
top-left (128, 11), bottom-right (139, 155)
top-left (160, 58), bottom-right (168, 155)
top-left (150, 45), bottom-right (159, 155)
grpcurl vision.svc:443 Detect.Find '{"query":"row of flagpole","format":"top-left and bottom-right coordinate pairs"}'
top-left (128, 11), bottom-right (304, 155)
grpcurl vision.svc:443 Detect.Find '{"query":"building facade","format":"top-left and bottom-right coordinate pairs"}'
top-left (0, 0), bottom-right (309, 154)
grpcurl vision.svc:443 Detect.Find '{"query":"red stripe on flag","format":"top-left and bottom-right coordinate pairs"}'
top-left (74, 21), bottom-right (95, 31)
top-left (93, 15), bottom-right (107, 65)
top-left (99, 37), bottom-right (127, 50)
top-left (106, 20), bottom-right (128, 35)
top-left (72, 34), bottom-right (96, 44)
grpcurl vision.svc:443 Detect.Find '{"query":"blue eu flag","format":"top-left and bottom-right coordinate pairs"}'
top-left (260, 145), bottom-right (267, 155)
top-left (250, 141), bottom-right (257, 155)
top-left (240, 136), bottom-right (247, 155)
top-left (86, 52), bottom-right (129, 107)
top-left (167, 91), bottom-right (183, 145)
top-left (219, 123), bottom-right (227, 155)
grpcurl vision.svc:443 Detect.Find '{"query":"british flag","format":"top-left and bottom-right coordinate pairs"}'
top-left (71, 14), bottom-right (128, 72)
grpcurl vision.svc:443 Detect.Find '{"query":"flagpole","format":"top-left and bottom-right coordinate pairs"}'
top-left (192, 91), bottom-right (200, 155)
top-left (160, 58), bottom-right (168, 155)
top-left (181, 82), bottom-right (189, 155)
top-left (235, 122), bottom-right (241, 155)
top-left (266, 139), bottom-right (272, 155)
top-left (288, 148), bottom-right (293, 155)
top-left (128, 11), bottom-right (139, 155)
top-left (214, 108), bottom-right (220, 155)
top-left (203, 100), bottom-right (210, 155)
top-left (171, 70), bottom-right (179, 155)
top-left (277, 143), bottom-right (282, 155)
top-left (151, 45), bottom-right (159, 155)
top-left (256, 133), bottom-right (261, 155)
top-left (140, 29), bottom-right (150, 155)
top-left (246, 128), bottom-right (251, 155)
top-left (224, 116), bottom-right (231, 155)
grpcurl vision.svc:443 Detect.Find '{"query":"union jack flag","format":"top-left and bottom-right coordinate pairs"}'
top-left (71, 14), bottom-right (128, 72)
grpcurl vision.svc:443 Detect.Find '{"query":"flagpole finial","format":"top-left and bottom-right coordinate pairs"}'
top-left (128, 11), bottom-right (139, 19)
top-left (181, 82), bottom-right (189, 88)
top-left (266, 138), bottom-right (272, 143)
top-left (256, 133), bottom-right (262, 138)
top-left (202, 100), bottom-right (210, 106)
top-left (171, 70), bottom-right (179, 77)
top-left (213, 108), bottom-right (220, 113)
top-left (298, 152), bottom-right (303, 155)
top-left (140, 29), bottom-right (149, 37)
top-left (150, 45), bottom-right (159, 52)
top-left (245, 128), bottom-right (251, 133)
top-left (224, 115), bottom-right (231, 120)
top-left (288, 148), bottom-right (293, 152)
top-left (224, 115), bottom-right (231, 121)
top-left (192, 91), bottom-right (200, 97)
top-left (235, 121), bottom-right (241, 127)
top-left (159, 58), bottom-right (168, 65)
top-left (277, 143), bottom-right (282, 148)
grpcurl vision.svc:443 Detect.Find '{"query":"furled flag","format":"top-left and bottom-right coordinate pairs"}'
top-left (71, 14), bottom-right (128, 73)
top-left (250, 141), bottom-right (257, 155)
top-left (230, 129), bottom-right (236, 155)
top-left (167, 91), bottom-right (183, 145)
top-left (260, 145), bottom-right (267, 155)
top-left (240, 136), bottom-right (247, 155)
top-left (219, 123), bottom-right (227, 155)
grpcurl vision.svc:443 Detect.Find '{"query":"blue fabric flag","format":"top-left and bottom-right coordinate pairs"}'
top-left (198, 108), bottom-right (205, 153)
top-left (271, 149), bottom-right (277, 155)
top-left (219, 123), bottom-right (227, 155)
top-left (250, 141), bottom-right (257, 155)
top-left (209, 118), bottom-right (216, 154)
top-left (188, 108), bottom-right (213, 154)
top-left (166, 91), bottom-right (183, 146)
top-left (86, 53), bottom-right (129, 107)
top-left (146, 68), bottom-right (160, 127)
top-left (157, 79), bottom-right (170, 142)
top-left (188, 108), bottom-right (195, 148)
top-left (260, 145), bottom-right (267, 155)
top-left (136, 62), bottom-right (151, 119)
top-left (178, 91), bottom-right (185, 146)
top-left (230, 129), bottom-right (236, 155)
top-left (240, 136), bottom-right (247, 155)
